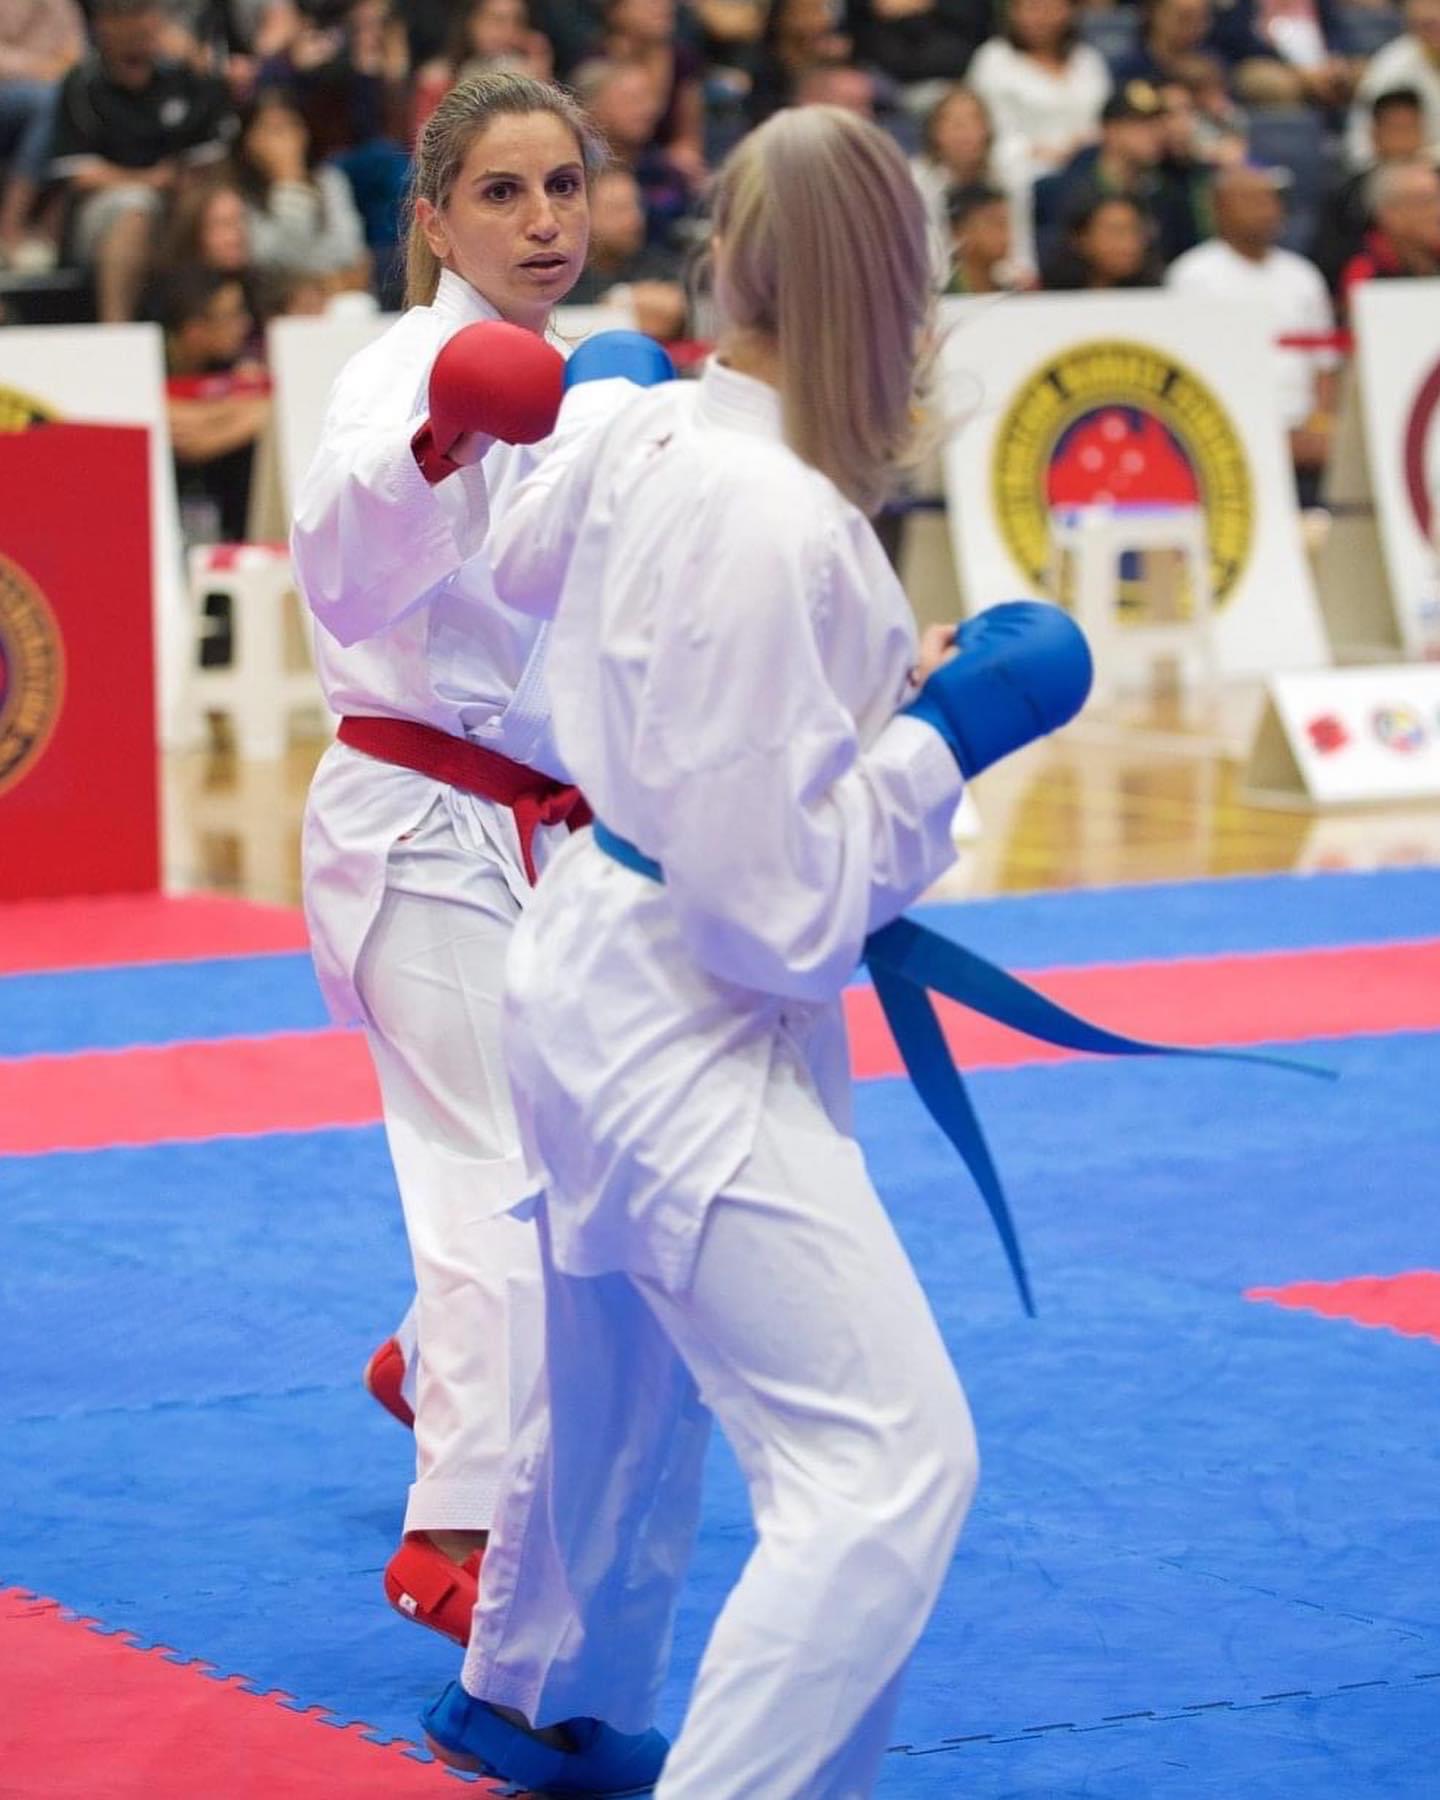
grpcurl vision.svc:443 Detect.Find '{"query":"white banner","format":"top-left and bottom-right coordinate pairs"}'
top-left (1349, 280), bottom-right (1440, 660)
top-left (0, 324), bottom-right (186, 738)
top-left (939, 293), bottom-right (1329, 682)
top-left (1243, 664), bottom-right (1440, 806)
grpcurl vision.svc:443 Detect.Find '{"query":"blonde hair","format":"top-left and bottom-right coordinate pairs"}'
top-left (404, 71), bottom-right (607, 309)
top-left (711, 106), bottom-right (933, 516)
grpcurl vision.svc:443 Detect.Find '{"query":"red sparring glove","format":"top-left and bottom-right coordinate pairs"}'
top-left (412, 320), bottom-right (566, 485)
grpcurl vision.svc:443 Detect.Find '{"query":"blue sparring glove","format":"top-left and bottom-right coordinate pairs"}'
top-left (903, 601), bottom-right (1093, 778)
top-left (563, 329), bottom-right (677, 390)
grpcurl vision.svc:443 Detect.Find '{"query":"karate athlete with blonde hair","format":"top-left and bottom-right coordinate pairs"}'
top-left (291, 70), bottom-right (672, 1647)
top-left (418, 107), bottom-right (1091, 1797)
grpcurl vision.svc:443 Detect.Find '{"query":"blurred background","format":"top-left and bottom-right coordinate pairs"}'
top-left (4, 0), bottom-right (1440, 906)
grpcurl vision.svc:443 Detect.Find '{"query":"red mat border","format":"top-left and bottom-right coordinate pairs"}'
top-left (2, 937), bottom-right (1437, 1156)
top-left (0, 894), bottom-right (309, 976)
top-left (0, 1586), bottom-right (490, 1796)
top-left (1246, 1273), bottom-right (1440, 1344)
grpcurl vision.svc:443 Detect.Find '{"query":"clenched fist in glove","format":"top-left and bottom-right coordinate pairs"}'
top-left (412, 320), bottom-right (566, 485)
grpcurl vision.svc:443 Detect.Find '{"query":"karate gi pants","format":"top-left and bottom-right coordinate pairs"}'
top-left (463, 1052), bottom-right (979, 1798)
top-left (356, 808), bottom-right (544, 1534)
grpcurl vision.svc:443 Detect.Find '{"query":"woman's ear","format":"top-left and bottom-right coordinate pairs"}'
top-left (416, 196), bottom-right (450, 263)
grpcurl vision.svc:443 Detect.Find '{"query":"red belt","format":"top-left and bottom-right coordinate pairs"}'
top-left (337, 715), bottom-right (591, 884)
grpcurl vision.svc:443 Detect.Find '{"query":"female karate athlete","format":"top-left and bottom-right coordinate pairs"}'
top-left (292, 70), bottom-right (614, 1647)
top-left (419, 106), bottom-right (1091, 1796)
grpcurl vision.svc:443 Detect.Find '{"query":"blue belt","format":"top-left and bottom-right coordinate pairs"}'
top-left (591, 821), bottom-right (1331, 1315)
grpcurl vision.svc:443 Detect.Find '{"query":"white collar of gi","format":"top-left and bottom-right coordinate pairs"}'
top-left (432, 267), bottom-right (503, 326)
top-left (698, 356), bottom-right (784, 440)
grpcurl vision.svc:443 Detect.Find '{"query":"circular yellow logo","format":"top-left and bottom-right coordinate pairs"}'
top-left (993, 339), bottom-right (1254, 606)
top-left (0, 383), bottom-right (57, 433)
top-left (0, 554), bottom-right (66, 795)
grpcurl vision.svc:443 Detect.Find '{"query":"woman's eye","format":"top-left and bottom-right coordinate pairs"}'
top-left (484, 183), bottom-right (516, 202)
top-left (549, 176), bottom-right (581, 197)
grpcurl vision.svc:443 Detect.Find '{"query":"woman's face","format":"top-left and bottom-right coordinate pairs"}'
top-left (420, 113), bottom-right (590, 330)
top-left (778, 0), bottom-right (836, 41)
top-left (245, 100), bottom-right (308, 168)
top-left (201, 189), bottom-right (251, 271)
top-left (588, 171), bottom-right (646, 258)
top-left (592, 66), bottom-right (664, 152)
top-left (1009, 0), bottom-right (1071, 53)
top-left (932, 92), bottom-right (989, 176)
top-left (195, 279), bottom-right (253, 365)
top-left (956, 199), bottom-right (1011, 269)
top-left (469, 0), bottom-right (528, 59)
top-left (1154, 0), bottom-right (1211, 50)
top-left (1079, 201), bottom-right (1147, 283)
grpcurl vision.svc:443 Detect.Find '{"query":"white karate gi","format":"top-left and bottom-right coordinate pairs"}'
top-left (292, 268), bottom-right (605, 1533)
top-left (463, 361), bottom-right (981, 1796)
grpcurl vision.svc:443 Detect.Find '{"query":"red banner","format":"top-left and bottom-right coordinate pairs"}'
top-left (0, 424), bottom-right (159, 899)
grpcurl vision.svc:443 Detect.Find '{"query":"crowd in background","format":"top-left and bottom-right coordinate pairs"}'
top-left (3, 0), bottom-right (1440, 524)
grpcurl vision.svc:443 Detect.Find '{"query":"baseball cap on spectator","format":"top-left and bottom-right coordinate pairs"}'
top-left (1102, 81), bottom-right (1164, 124)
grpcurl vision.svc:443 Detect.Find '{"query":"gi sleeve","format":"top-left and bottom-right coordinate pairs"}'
top-left (638, 482), bottom-right (962, 1002)
top-left (488, 379), bottom-right (646, 618)
top-left (291, 332), bottom-right (494, 647)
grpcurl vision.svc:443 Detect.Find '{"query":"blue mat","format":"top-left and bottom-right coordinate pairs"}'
top-left (4, 999), bottom-right (1439, 1795)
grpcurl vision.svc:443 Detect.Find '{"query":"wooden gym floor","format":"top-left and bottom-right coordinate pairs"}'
top-left (162, 682), bottom-right (1440, 910)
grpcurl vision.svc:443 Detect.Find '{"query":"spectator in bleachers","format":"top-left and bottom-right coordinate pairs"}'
top-left (1113, 0), bottom-right (1317, 105)
top-left (1157, 66), bottom-right (1246, 168)
top-left (395, 0), bottom-right (448, 68)
top-left (794, 56), bottom-right (876, 110)
top-left (575, 56), bottom-right (695, 241)
top-left (1112, 0), bottom-right (1215, 87)
top-left (943, 178), bottom-right (1030, 290)
top-left (255, 261), bottom-right (330, 314)
top-left (1166, 51), bottom-right (1249, 160)
top-left (258, 0), bottom-right (409, 267)
top-left (411, 0), bottom-right (553, 139)
top-left (524, 0), bottom-right (605, 75)
top-left (566, 161), bottom-right (688, 335)
top-left (1034, 80), bottom-right (1203, 267)
top-left (746, 0), bottom-right (853, 125)
top-left (156, 262), bottom-right (270, 539)
top-left (691, 0), bottom-right (768, 84)
top-left (49, 0), bottom-right (237, 321)
top-left (968, 0), bottom-right (1111, 195)
top-left (1213, 0), bottom-right (1360, 109)
top-left (233, 85), bottom-right (366, 280)
top-left (1339, 154), bottom-right (1440, 306)
top-left (1041, 189), bottom-right (1163, 286)
top-left (0, 0), bottom-right (83, 268)
top-left (1313, 84), bottom-right (1429, 286)
top-left (1166, 161), bottom-right (1338, 502)
top-left (157, 259), bottom-right (255, 372)
top-left (153, 174), bottom-right (265, 333)
top-left (844, 0), bottom-right (993, 114)
top-left (1346, 0), bottom-right (1440, 164)
top-left (912, 84), bottom-right (993, 216)
top-left (163, 0), bottom-right (261, 85)
top-left (600, 0), bottom-right (706, 180)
